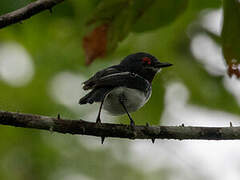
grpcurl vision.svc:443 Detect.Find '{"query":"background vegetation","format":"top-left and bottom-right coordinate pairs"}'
top-left (0, 0), bottom-right (240, 180)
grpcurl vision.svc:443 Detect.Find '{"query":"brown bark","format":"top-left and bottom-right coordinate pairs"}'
top-left (0, 0), bottom-right (65, 29)
top-left (1, 111), bottom-right (240, 141)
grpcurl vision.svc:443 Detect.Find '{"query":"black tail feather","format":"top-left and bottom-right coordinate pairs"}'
top-left (79, 88), bottom-right (112, 105)
top-left (79, 90), bottom-right (95, 104)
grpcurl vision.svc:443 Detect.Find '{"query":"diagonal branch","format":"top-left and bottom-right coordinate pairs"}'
top-left (0, 110), bottom-right (240, 141)
top-left (0, 0), bottom-right (65, 29)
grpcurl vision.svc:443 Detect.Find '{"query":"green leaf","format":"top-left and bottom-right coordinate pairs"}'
top-left (133, 0), bottom-right (188, 32)
top-left (221, 0), bottom-right (240, 77)
top-left (83, 0), bottom-right (188, 64)
top-left (0, 0), bottom-right (33, 14)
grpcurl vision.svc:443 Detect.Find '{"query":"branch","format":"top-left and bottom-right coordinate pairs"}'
top-left (0, 0), bottom-right (65, 29)
top-left (1, 111), bottom-right (240, 142)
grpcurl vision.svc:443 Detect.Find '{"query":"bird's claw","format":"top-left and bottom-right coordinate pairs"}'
top-left (96, 116), bottom-right (101, 124)
top-left (130, 119), bottom-right (135, 130)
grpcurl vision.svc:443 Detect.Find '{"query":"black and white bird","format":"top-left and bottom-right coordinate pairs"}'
top-left (79, 52), bottom-right (172, 127)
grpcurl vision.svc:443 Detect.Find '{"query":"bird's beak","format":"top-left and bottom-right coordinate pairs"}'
top-left (154, 62), bottom-right (173, 68)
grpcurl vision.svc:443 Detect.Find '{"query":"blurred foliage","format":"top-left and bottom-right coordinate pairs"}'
top-left (0, 0), bottom-right (240, 180)
top-left (221, 0), bottom-right (240, 77)
top-left (0, 0), bottom-right (34, 14)
top-left (83, 0), bottom-right (187, 64)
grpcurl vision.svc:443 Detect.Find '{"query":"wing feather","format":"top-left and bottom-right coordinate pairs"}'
top-left (82, 66), bottom-right (122, 90)
top-left (91, 72), bottom-right (151, 93)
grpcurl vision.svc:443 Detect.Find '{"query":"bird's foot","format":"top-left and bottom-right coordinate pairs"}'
top-left (129, 120), bottom-right (137, 139)
top-left (130, 119), bottom-right (135, 130)
top-left (96, 117), bottom-right (102, 125)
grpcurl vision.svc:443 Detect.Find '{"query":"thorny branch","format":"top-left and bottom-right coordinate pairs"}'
top-left (1, 111), bottom-right (240, 143)
top-left (0, 0), bottom-right (65, 29)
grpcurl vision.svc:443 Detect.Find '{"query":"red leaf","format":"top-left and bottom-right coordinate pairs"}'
top-left (82, 24), bottom-right (109, 65)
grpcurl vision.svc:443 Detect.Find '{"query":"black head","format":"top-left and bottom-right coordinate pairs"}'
top-left (120, 52), bottom-right (172, 82)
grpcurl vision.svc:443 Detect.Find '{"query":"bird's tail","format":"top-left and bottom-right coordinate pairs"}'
top-left (79, 88), bottom-right (112, 104)
top-left (79, 90), bottom-right (95, 104)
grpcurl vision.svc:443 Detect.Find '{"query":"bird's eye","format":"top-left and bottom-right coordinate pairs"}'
top-left (142, 57), bottom-right (151, 65)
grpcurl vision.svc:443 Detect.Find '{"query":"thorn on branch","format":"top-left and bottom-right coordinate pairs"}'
top-left (101, 136), bottom-right (105, 144)
top-left (146, 122), bottom-right (149, 127)
top-left (145, 122), bottom-right (155, 142)
top-left (144, 122), bottom-right (150, 132)
top-left (2, 111), bottom-right (240, 141)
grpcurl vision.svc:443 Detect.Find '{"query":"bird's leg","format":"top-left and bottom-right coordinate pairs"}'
top-left (96, 99), bottom-right (104, 124)
top-left (119, 95), bottom-right (135, 128)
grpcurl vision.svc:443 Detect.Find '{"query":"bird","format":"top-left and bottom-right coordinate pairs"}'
top-left (79, 52), bottom-right (172, 127)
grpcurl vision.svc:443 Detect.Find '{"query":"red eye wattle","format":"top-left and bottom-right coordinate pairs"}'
top-left (142, 57), bottom-right (151, 64)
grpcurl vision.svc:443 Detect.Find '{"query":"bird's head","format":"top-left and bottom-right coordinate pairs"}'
top-left (120, 52), bottom-right (172, 82)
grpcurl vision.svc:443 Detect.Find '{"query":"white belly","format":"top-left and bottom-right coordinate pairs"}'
top-left (103, 87), bottom-right (151, 116)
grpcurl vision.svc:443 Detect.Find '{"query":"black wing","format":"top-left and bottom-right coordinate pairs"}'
top-left (82, 65), bottom-right (122, 90)
top-left (79, 72), bottom-right (151, 105)
top-left (79, 87), bottom-right (113, 104)
top-left (88, 72), bottom-right (151, 93)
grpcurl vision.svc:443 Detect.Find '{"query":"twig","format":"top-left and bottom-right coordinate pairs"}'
top-left (1, 111), bottom-right (240, 141)
top-left (0, 0), bottom-right (65, 29)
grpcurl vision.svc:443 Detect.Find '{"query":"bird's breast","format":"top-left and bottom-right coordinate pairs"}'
top-left (103, 86), bottom-right (152, 116)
